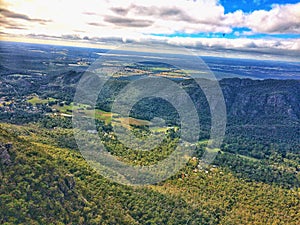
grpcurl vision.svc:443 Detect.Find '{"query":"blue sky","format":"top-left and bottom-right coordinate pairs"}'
top-left (220, 0), bottom-right (300, 13)
top-left (151, 28), bottom-right (300, 39)
top-left (151, 0), bottom-right (300, 39)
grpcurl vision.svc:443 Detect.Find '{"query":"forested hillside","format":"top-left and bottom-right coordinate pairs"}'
top-left (1, 67), bottom-right (300, 224)
top-left (1, 123), bottom-right (300, 224)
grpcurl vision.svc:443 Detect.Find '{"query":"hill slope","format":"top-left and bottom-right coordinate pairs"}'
top-left (1, 123), bottom-right (299, 225)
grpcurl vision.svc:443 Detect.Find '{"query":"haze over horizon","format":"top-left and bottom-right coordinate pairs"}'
top-left (0, 0), bottom-right (300, 61)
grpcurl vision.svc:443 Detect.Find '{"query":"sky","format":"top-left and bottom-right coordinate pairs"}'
top-left (0, 0), bottom-right (300, 60)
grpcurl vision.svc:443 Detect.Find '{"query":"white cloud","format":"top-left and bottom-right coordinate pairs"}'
top-left (2, 0), bottom-right (300, 36)
top-left (245, 3), bottom-right (300, 33)
top-left (1, 0), bottom-right (300, 58)
top-left (1, 0), bottom-right (228, 36)
top-left (164, 36), bottom-right (300, 51)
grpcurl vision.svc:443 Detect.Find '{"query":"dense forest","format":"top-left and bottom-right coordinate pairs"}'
top-left (1, 66), bottom-right (300, 224)
top-left (1, 123), bottom-right (299, 224)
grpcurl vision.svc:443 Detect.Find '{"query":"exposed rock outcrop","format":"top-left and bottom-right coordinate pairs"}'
top-left (0, 143), bottom-right (12, 166)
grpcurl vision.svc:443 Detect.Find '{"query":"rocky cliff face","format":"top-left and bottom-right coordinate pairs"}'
top-left (0, 143), bottom-right (12, 166)
top-left (220, 78), bottom-right (300, 123)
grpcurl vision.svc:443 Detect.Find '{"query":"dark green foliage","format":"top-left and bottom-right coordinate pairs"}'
top-left (1, 123), bottom-right (300, 224)
top-left (39, 116), bottom-right (73, 129)
top-left (1, 64), bottom-right (300, 224)
top-left (214, 152), bottom-right (299, 188)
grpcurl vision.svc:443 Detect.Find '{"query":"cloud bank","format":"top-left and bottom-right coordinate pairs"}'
top-left (0, 0), bottom-right (299, 59)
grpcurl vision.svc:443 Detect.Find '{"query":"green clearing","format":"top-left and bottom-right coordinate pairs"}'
top-left (53, 102), bottom-right (89, 113)
top-left (114, 117), bottom-right (150, 127)
top-left (85, 109), bottom-right (114, 124)
top-left (27, 96), bottom-right (56, 105)
top-left (150, 127), bottom-right (170, 133)
top-left (53, 103), bottom-right (150, 126)
top-left (238, 154), bottom-right (260, 162)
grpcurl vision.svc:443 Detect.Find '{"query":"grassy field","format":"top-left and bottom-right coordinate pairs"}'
top-left (28, 96), bottom-right (167, 132)
top-left (27, 96), bottom-right (56, 105)
top-left (238, 154), bottom-right (260, 162)
top-left (113, 117), bottom-right (150, 128)
top-left (84, 109), bottom-right (114, 124)
top-left (150, 127), bottom-right (171, 133)
top-left (53, 102), bottom-right (151, 127)
top-left (53, 102), bottom-right (89, 113)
